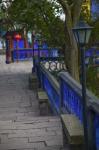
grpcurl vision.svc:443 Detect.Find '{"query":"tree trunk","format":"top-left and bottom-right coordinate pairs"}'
top-left (57, 0), bottom-right (83, 82)
top-left (64, 19), bottom-right (79, 81)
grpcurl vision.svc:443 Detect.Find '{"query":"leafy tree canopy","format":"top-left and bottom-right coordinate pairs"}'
top-left (6, 0), bottom-right (65, 47)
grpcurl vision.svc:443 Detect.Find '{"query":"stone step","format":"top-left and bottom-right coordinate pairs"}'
top-left (0, 56), bottom-right (64, 150)
top-left (0, 116), bottom-right (63, 150)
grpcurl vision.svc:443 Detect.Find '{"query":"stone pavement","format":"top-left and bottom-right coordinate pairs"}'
top-left (0, 55), bottom-right (63, 150)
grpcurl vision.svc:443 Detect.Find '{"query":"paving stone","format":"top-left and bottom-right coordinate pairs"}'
top-left (29, 135), bottom-right (62, 144)
top-left (0, 55), bottom-right (64, 150)
top-left (8, 130), bottom-right (56, 138)
top-left (45, 138), bottom-right (63, 146)
top-left (0, 141), bottom-right (45, 149)
top-left (1, 137), bottom-right (28, 144)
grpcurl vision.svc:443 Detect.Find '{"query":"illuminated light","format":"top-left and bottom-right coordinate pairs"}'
top-left (14, 34), bottom-right (22, 41)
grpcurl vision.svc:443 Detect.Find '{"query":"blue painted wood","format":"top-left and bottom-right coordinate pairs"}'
top-left (12, 49), bottom-right (59, 62)
top-left (95, 114), bottom-right (99, 149)
top-left (12, 49), bottom-right (33, 61)
top-left (13, 40), bottom-right (24, 49)
top-left (43, 75), bottom-right (60, 112)
top-left (37, 64), bottom-right (60, 114)
top-left (61, 79), bottom-right (83, 122)
top-left (59, 72), bottom-right (99, 150)
top-left (36, 58), bottom-right (99, 150)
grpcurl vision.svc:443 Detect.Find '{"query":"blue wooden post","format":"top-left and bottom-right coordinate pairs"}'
top-left (88, 109), bottom-right (96, 150)
top-left (38, 45), bottom-right (41, 88)
top-left (32, 47), bottom-right (35, 73)
top-left (59, 78), bottom-right (64, 113)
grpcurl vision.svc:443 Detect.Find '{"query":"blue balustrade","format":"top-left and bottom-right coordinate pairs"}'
top-left (94, 112), bottom-right (99, 149)
top-left (60, 77), bottom-right (83, 122)
top-left (38, 65), bottom-right (60, 113)
top-left (44, 76), bottom-right (60, 112)
top-left (12, 48), bottom-right (59, 62)
top-left (12, 49), bottom-right (33, 61)
top-left (34, 55), bottom-right (99, 150)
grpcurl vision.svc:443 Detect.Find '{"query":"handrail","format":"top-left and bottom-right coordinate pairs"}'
top-left (40, 65), bottom-right (60, 92)
top-left (11, 47), bottom-right (61, 51)
top-left (36, 59), bottom-right (99, 116)
top-left (35, 56), bottom-right (99, 150)
top-left (58, 72), bottom-right (99, 150)
top-left (59, 72), bottom-right (98, 99)
top-left (59, 71), bottom-right (99, 115)
top-left (36, 64), bottom-right (60, 113)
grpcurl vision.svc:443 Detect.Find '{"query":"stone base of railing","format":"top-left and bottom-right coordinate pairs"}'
top-left (37, 89), bottom-right (51, 116)
top-left (28, 73), bottom-right (39, 90)
top-left (61, 114), bottom-right (84, 150)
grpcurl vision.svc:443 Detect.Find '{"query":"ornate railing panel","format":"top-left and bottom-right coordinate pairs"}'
top-left (40, 57), bottom-right (66, 72)
top-left (39, 65), bottom-right (60, 113)
top-left (59, 72), bottom-right (99, 150)
top-left (61, 79), bottom-right (83, 121)
top-left (59, 72), bottom-right (83, 122)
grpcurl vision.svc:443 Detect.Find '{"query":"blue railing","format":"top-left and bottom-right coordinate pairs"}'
top-left (12, 48), bottom-right (59, 62)
top-left (37, 64), bottom-right (60, 114)
top-left (35, 59), bottom-right (99, 150)
top-left (59, 72), bottom-right (84, 122)
top-left (12, 49), bottom-right (33, 61)
top-left (59, 72), bottom-right (99, 150)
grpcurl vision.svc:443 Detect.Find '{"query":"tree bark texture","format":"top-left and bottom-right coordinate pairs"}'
top-left (57, 0), bottom-right (83, 81)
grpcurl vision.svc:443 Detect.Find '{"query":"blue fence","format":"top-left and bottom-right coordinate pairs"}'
top-left (40, 65), bottom-right (60, 113)
top-left (12, 48), bottom-right (59, 62)
top-left (35, 59), bottom-right (99, 150)
top-left (85, 48), bottom-right (99, 66)
top-left (59, 72), bottom-right (99, 150)
top-left (12, 49), bottom-right (33, 61)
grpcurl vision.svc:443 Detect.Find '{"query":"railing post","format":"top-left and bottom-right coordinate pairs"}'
top-left (59, 78), bottom-right (63, 114)
top-left (88, 109), bottom-right (97, 150)
top-left (32, 46), bottom-right (35, 73)
top-left (41, 71), bottom-right (44, 90)
top-left (37, 46), bottom-right (41, 88)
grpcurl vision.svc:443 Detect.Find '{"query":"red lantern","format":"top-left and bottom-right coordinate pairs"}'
top-left (14, 34), bottom-right (21, 41)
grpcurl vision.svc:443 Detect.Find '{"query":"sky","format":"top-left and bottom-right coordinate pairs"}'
top-left (60, 14), bottom-right (65, 20)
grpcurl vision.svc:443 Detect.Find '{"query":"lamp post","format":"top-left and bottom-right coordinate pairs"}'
top-left (72, 21), bottom-right (93, 150)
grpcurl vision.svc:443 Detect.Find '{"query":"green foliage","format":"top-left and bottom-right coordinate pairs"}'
top-left (90, 19), bottom-right (99, 45)
top-left (7, 0), bottom-right (65, 47)
top-left (86, 66), bottom-right (99, 97)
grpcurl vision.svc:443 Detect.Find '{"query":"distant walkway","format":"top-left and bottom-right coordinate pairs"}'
top-left (0, 55), bottom-right (63, 150)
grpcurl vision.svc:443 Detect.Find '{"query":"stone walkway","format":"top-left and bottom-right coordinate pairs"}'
top-left (0, 55), bottom-right (63, 150)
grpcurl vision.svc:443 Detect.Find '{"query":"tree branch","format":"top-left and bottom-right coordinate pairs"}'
top-left (57, 0), bottom-right (69, 15)
top-left (72, 0), bottom-right (83, 26)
